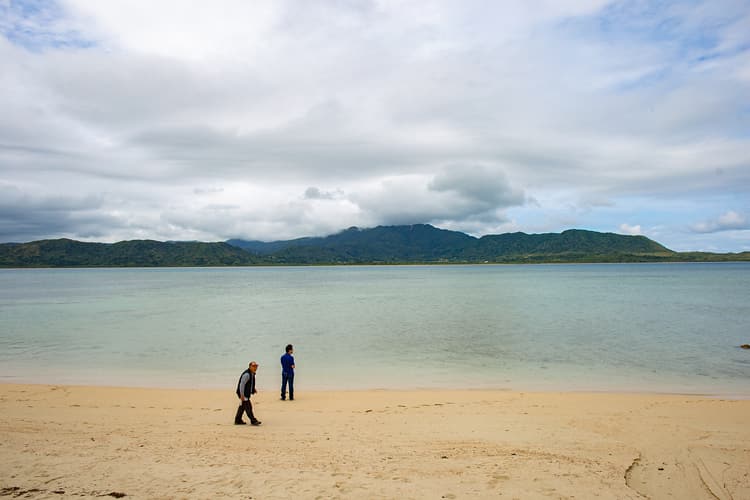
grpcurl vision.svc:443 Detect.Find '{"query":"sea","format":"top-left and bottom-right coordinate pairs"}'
top-left (1, 263), bottom-right (748, 397)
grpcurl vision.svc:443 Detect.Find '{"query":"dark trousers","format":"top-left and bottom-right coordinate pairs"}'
top-left (235, 399), bottom-right (257, 423)
top-left (281, 372), bottom-right (294, 400)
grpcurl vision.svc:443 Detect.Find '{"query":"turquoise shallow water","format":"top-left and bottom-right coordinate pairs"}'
top-left (0, 263), bottom-right (748, 397)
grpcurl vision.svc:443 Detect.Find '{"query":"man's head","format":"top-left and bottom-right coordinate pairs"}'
top-left (249, 361), bottom-right (258, 373)
top-left (286, 344), bottom-right (293, 353)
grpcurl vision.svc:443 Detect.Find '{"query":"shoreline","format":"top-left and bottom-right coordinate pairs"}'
top-left (0, 258), bottom-right (750, 271)
top-left (3, 375), bottom-right (749, 400)
top-left (2, 383), bottom-right (748, 499)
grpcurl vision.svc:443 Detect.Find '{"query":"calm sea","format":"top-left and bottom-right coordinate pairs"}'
top-left (1, 264), bottom-right (748, 397)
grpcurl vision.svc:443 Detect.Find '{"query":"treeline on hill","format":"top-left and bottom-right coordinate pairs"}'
top-left (1, 224), bottom-right (748, 267)
top-left (0, 239), bottom-right (260, 267)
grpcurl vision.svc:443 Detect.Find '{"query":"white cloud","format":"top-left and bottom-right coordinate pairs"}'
top-left (619, 223), bottom-right (642, 236)
top-left (691, 211), bottom-right (749, 234)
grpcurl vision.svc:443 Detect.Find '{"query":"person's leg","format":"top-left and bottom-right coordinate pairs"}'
top-left (234, 403), bottom-right (245, 424)
top-left (281, 372), bottom-right (288, 400)
top-left (288, 373), bottom-right (294, 401)
top-left (243, 400), bottom-right (260, 424)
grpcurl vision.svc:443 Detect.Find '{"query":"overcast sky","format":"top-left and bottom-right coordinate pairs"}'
top-left (1, 0), bottom-right (749, 251)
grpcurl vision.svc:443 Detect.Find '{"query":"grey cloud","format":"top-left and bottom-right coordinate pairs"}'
top-left (0, 184), bottom-right (118, 242)
top-left (4, 5), bottom-right (748, 194)
top-left (0, 184), bottom-right (105, 213)
top-left (1, 1), bottom-right (749, 250)
top-left (304, 187), bottom-right (342, 200)
top-left (41, 52), bottom-right (269, 130)
top-left (350, 179), bottom-right (458, 226)
top-left (429, 166), bottom-right (525, 209)
top-left (577, 195), bottom-right (615, 209)
top-left (349, 168), bottom-right (524, 231)
top-left (127, 121), bottom-right (462, 183)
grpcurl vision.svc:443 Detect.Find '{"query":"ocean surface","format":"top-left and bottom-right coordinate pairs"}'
top-left (1, 263), bottom-right (749, 397)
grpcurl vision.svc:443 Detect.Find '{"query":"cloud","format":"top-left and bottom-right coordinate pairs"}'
top-left (428, 166), bottom-right (525, 209)
top-left (619, 223), bottom-right (642, 235)
top-left (348, 167), bottom-right (524, 230)
top-left (0, 182), bottom-right (119, 241)
top-left (691, 211), bottom-right (749, 233)
top-left (193, 187), bottom-right (224, 195)
top-left (304, 187), bottom-right (342, 200)
top-left (0, 1), bottom-right (749, 251)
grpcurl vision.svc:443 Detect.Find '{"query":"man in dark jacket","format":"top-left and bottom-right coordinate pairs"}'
top-left (234, 361), bottom-right (261, 426)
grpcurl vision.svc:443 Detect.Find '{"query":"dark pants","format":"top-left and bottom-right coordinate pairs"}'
top-left (234, 399), bottom-right (257, 423)
top-left (281, 372), bottom-right (294, 400)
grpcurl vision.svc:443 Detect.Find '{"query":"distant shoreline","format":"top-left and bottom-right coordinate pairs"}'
top-left (2, 258), bottom-right (750, 269)
top-left (3, 225), bottom-right (748, 267)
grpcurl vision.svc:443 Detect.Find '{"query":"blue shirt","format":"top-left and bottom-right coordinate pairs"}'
top-left (281, 353), bottom-right (295, 374)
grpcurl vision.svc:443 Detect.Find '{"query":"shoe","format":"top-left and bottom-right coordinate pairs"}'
top-left (289, 398), bottom-right (294, 401)
top-left (251, 420), bottom-right (262, 426)
top-left (280, 397), bottom-right (285, 400)
top-left (234, 421), bottom-right (246, 425)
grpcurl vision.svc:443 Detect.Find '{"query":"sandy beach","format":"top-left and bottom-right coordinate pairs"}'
top-left (1, 384), bottom-right (748, 499)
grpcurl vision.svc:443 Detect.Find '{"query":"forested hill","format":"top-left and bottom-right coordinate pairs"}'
top-left (231, 225), bottom-right (677, 264)
top-left (0, 239), bottom-right (260, 267)
top-left (3, 224), bottom-right (748, 267)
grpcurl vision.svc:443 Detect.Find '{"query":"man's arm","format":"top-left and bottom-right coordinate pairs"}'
top-left (239, 372), bottom-right (249, 400)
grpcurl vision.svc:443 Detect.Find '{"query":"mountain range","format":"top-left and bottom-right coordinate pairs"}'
top-left (1, 224), bottom-right (748, 267)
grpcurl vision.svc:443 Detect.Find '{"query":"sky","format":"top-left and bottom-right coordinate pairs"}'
top-left (1, 0), bottom-right (749, 252)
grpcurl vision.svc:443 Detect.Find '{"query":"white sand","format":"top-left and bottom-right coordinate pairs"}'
top-left (1, 384), bottom-right (748, 499)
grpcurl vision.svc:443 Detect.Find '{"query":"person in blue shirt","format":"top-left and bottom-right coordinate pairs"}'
top-left (280, 344), bottom-right (295, 401)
